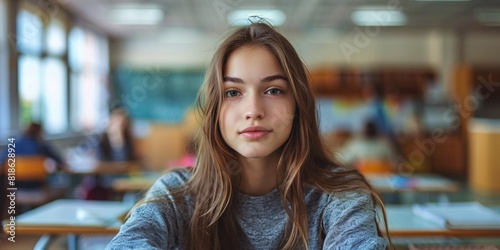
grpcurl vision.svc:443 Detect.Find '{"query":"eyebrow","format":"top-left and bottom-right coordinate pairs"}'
top-left (223, 74), bottom-right (288, 84)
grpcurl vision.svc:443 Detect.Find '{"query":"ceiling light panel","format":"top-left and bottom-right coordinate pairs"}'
top-left (109, 5), bottom-right (164, 25)
top-left (351, 8), bottom-right (407, 26)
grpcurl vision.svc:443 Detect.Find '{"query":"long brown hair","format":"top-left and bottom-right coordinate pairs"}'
top-left (98, 108), bottom-right (137, 161)
top-left (171, 22), bottom-right (391, 249)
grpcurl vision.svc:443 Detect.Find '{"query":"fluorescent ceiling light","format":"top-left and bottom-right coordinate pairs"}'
top-left (227, 9), bottom-right (286, 26)
top-left (475, 9), bottom-right (500, 26)
top-left (110, 6), bottom-right (164, 25)
top-left (351, 9), bottom-right (406, 26)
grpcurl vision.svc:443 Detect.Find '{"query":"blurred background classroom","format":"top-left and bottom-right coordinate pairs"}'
top-left (1, 0), bottom-right (500, 249)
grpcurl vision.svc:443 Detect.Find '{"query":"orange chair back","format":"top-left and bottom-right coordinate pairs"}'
top-left (356, 160), bottom-right (393, 175)
top-left (13, 156), bottom-right (47, 182)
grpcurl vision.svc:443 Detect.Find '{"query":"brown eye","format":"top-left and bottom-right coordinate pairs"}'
top-left (225, 89), bottom-right (241, 97)
top-left (265, 88), bottom-right (283, 95)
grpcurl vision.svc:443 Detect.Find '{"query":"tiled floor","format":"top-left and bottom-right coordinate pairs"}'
top-left (1, 183), bottom-right (499, 250)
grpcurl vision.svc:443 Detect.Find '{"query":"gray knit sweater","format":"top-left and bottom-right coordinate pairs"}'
top-left (106, 170), bottom-right (387, 249)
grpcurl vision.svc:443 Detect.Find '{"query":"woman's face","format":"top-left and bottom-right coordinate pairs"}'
top-left (219, 46), bottom-right (296, 160)
top-left (109, 111), bottom-right (127, 132)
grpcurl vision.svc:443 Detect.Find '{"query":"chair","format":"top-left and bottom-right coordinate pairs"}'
top-left (5, 156), bottom-right (66, 208)
top-left (355, 160), bottom-right (394, 175)
top-left (15, 155), bottom-right (48, 182)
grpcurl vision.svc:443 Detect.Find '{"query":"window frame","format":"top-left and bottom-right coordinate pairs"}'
top-left (1, 0), bottom-right (110, 142)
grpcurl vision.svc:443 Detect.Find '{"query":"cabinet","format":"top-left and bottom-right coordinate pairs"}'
top-left (451, 66), bottom-right (500, 180)
top-left (309, 67), bottom-right (434, 99)
top-left (469, 119), bottom-right (500, 194)
top-left (451, 66), bottom-right (500, 135)
top-left (429, 135), bottom-right (466, 180)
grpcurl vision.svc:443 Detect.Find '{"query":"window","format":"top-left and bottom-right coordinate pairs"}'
top-left (16, 5), bottom-right (69, 134)
top-left (16, 9), bottom-right (43, 55)
top-left (17, 8), bottom-right (43, 126)
top-left (69, 26), bottom-right (109, 132)
top-left (2, 1), bottom-right (111, 139)
top-left (43, 19), bottom-right (67, 134)
top-left (18, 55), bottom-right (42, 125)
top-left (42, 58), bottom-right (67, 133)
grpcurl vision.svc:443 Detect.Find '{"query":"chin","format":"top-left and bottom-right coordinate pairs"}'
top-left (239, 152), bottom-right (272, 159)
top-left (236, 147), bottom-right (279, 160)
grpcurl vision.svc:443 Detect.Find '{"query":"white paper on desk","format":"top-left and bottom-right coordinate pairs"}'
top-left (412, 202), bottom-right (500, 230)
top-left (75, 207), bottom-right (120, 226)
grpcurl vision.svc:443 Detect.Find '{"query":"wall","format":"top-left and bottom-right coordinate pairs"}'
top-left (0, 0), bottom-right (9, 139)
top-left (110, 31), bottom-right (220, 69)
top-left (464, 31), bottom-right (500, 66)
top-left (112, 28), bottom-right (500, 69)
top-left (111, 29), bottom-right (436, 69)
top-left (135, 108), bottom-right (199, 170)
top-left (291, 29), bottom-right (433, 68)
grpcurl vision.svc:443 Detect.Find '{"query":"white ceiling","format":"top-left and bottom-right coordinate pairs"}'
top-left (61, 0), bottom-right (500, 38)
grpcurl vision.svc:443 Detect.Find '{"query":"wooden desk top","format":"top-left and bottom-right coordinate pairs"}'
top-left (2, 199), bottom-right (132, 235)
top-left (385, 205), bottom-right (500, 237)
top-left (112, 173), bottom-right (160, 192)
top-left (366, 174), bottom-right (460, 193)
top-left (69, 161), bottom-right (142, 175)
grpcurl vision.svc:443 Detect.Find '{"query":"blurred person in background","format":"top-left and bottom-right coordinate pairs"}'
top-left (362, 82), bottom-right (395, 141)
top-left (0, 122), bottom-right (68, 188)
top-left (340, 120), bottom-right (397, 174)
top-left (77, 108), bottom-right (141, 200)
top-left (97, 108), bottom-right (139, 162)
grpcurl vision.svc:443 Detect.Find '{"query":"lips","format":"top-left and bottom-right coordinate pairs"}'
top-left (239, 126), bottom-right (271, 140)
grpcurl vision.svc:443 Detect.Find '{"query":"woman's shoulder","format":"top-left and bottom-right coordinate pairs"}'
top-left (306, 185), bottom-right (372, 204)
top-left (146, 168), bottom-right (192, 197)
top-left (159, 168), bottom-right (191, 184)
top-left (304, 166), bottom-right (374, 209)
top-left (319, 188), bottom-right (375, 218)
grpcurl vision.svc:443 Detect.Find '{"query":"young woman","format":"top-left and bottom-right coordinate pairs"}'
top-left (97, 108), bottom-right (138, 162)
top-left (106, 22), bottom-right (391, 250)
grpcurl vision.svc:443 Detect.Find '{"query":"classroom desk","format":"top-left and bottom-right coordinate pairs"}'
top-left (112, 173), bottom-right (460, 195)
top-left (366, 173), bottom-right (460, 193)
top-left (2, 199), bottom-right (132, 250)
top-left (69, 161), bottom-right (142, 175)
top-left (385, 205), bottom-right (500, 237)
top-left (112, 172), bottom-right (160, 192)
top-left (3, 200), bottom-right (500, 250)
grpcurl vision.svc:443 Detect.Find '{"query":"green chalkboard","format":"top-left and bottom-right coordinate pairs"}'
top-left (112, 68), bottom-right (204, 123)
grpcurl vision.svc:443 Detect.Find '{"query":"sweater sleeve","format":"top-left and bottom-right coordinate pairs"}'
top-left (106, 171), bottom-right (190, 249)
top-left (105, 202), bottom-right (174, 249)
top-left (322, 192), bottom-right (387, 250)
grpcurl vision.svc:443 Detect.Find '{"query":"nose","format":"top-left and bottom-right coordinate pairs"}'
top-left (244, 94), bottom-right (265, 120)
